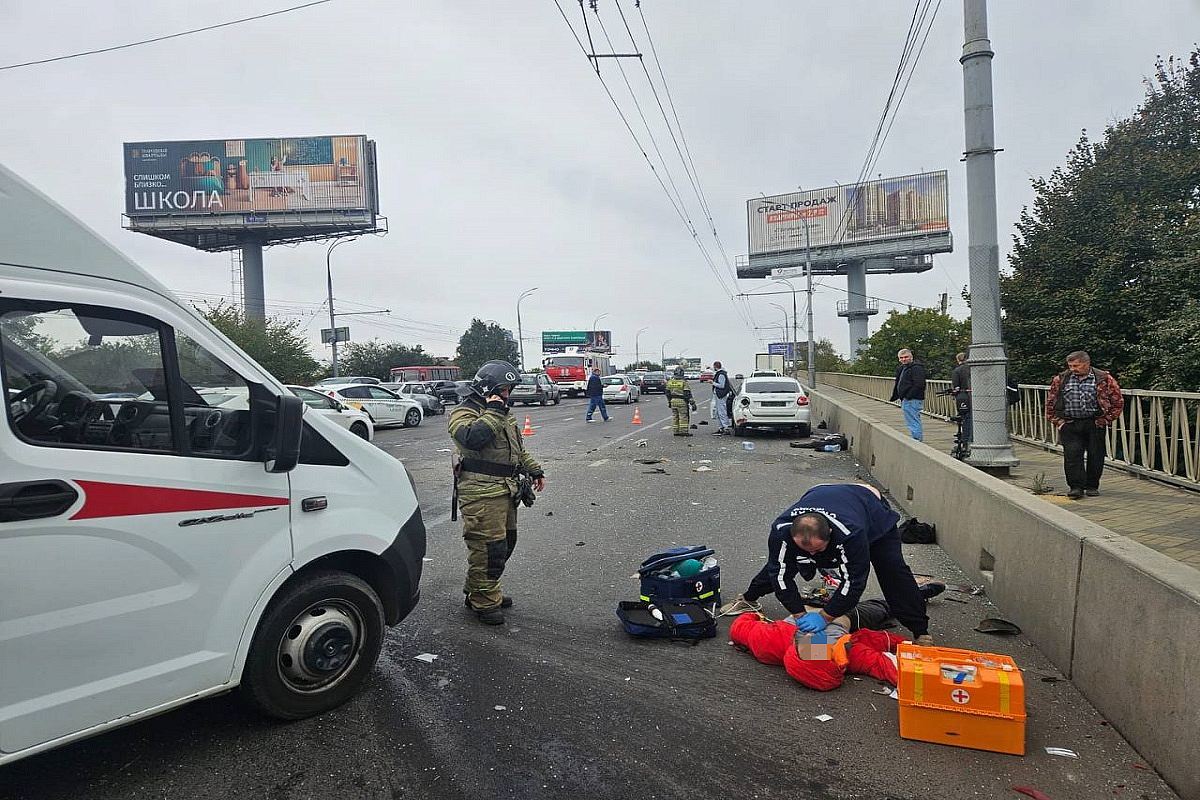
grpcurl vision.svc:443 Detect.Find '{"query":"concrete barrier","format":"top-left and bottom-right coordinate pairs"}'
top-left (809, 386), bottom-right (1200, 800)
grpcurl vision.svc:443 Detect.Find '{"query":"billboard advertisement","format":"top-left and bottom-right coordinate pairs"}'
top-left (541, 330), bottom-right (612, 354)
top-left (124, 135), bottom-right (375, 218)
top-left (748, 170), bottom-right (948, 257)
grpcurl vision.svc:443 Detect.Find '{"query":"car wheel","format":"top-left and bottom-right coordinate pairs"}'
top-left (404, 408), bottom-right (422, 428)
top-left (240, 570), bottom-right (384, 720)
top-left (349, 421), bottom-right (370, 440)
top-left (554, 395), bottom-right (561, 405)
top-left (797, 423), bottom-right (811, 437)
top-left (541, 396), bottom-right (551, 406)
top-left (734, 424), bottom-right (746, 436)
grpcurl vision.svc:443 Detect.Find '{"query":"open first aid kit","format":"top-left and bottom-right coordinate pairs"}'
top-left (896, 643), bottom-right (1026, 755)
top-left (616, 600), bottom-right (716, 641)
top-left (637, 545), bottom-right (721, 613)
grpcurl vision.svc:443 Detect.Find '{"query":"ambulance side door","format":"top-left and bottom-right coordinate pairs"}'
top-left (0, 299), bottom-right (292, 755)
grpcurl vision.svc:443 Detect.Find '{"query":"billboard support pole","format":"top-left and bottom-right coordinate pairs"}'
top-left (805, 225), bottom-right (816, 388)
top-left (327, 237), bottom-right (358, 378)
top-left (962, 0), bottom-right (1018, 471)
top-left (242, 244), bottom-right (265, 321)
top-left (845, 261), bottom-right (870, 360)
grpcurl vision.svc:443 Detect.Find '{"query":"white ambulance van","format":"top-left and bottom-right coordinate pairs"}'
top-left (0, 164), bottom-right (426, 765)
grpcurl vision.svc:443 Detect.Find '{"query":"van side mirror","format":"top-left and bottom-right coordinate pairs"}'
top-left (266, 393), bottom-right (304, 473)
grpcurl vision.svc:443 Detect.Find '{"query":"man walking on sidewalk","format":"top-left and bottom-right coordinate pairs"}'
top-left (1045, 350), bottom-right (1123, 499)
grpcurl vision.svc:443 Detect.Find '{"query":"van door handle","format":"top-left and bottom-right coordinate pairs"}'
top-left (0, 480), bottom-right (79, 522)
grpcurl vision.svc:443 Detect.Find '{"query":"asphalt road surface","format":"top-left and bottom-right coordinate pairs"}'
top-left (0, 393), bottom-right (1179, 799)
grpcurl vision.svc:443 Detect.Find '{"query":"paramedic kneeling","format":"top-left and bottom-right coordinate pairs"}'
top-left (721, 482), bottom-right (934, 645)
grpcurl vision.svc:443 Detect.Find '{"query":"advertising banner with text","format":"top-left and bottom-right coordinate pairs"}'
top-left (748, 170), bottom-right (948, 256)
top-left (124, 135), bottom-right (372, 217)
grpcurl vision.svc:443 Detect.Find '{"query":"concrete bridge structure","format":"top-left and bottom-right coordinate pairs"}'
top-left (809, 384), bottom-right (1200, 799)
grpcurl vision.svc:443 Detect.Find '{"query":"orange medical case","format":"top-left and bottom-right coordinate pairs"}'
top-left (896, 643), bottom-right (1026, 755)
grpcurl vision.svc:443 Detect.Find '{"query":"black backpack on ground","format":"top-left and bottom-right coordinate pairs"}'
top-left (899, 517), bottom-right (937, 544)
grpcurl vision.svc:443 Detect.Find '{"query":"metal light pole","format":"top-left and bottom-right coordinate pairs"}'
top-left (326, 237), bottom-right (358, 378)
top-left (772, 279), bottom-right (800, 377)
top-left (962, 0), bottom-right (1018, 470)
top-left (516, 287), bottom-right (538, 371)
top-left (634, 326), bottom-right (648, 369)
top-left (591, 312), bottom-right (609, 340)
top-left (660, 339), bottom-right (673, 368)
top-left (769, 302), bottom-right (789, 371)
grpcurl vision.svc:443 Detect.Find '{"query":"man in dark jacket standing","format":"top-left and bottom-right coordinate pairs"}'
top-left (719, 483), bottom-right (935, 644)
top-left (584, 366), bottom-right (609, 422)
top-left (889, 348), bottom-right (926, 441)
top-left (1045, 350), bottom-right (1123, 499)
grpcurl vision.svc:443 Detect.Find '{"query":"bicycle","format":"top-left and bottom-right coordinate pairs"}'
top-left (937, 388), bottom-right (971, 461)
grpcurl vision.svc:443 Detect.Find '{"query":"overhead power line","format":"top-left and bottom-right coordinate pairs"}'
top-left (551, 0), bottom-right (758, 333)
top-left (0, 0), bottom-right (333, 72)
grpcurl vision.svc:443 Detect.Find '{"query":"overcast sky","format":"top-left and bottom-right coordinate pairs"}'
top-left (2, 1), bottom-right (1197, 373)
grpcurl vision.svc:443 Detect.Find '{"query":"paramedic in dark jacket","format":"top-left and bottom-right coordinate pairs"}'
top-left (721, 483), bottom-right (934, 644)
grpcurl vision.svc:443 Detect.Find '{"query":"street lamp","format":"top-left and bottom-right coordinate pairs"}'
top-left (516, 287), bottom-right (538, 370)
top-left (326, 237), bottom-right (359, 378)
top-left (591, 312), bottom-right (609, 343)
top-left (772, 278), bottom-right (800, 378)
top-left (660, 339), bottom-right (673, 368)
top-left (634, 326), bottom-right (648, 369)
top-left (769, 302), bottom-right (789, 371)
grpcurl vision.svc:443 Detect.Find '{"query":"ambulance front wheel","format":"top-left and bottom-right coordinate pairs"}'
top-left (241, 570), bottom-right (385, 720)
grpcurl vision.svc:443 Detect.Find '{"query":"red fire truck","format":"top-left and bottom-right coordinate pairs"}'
top-left (542, 349), bottom-right (611, 398)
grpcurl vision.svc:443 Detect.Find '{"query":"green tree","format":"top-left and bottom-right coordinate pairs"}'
top-left (455, 319), bottom-right (519, 377)
top-left (850, 308), bottom-right (968, 379)
top-left (1001, 51), bottom-right (1200, 388)
top-left (811, 338), bottom-right (849, 373)
top-left (200, 302), bottom-right (321, 385)
top-left (337, 340), bottom-right (434, 380)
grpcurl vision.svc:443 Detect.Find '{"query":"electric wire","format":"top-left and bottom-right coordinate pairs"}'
top-left (0, 0), bottom-right (334, 72)
top-left (555, 0), bottom-right (757, 333)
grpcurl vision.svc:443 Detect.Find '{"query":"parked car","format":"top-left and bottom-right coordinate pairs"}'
top-left (639, 371), bottom-right (668, 393)
top-left (287, 385), bottom-right (374, 440)
top-left (601, 374), bottom-right (641, 404)
top-left (750, 370), bottom-right (780, 377)
top-left (699, 369), bottom-right (715, 382)
top-left (316, 383), bottom-right (424, 428)
top-left (731, 376), bottom-right (811, 436)
top-left (684, 370), bottom-right (702, 380)
top-left (510, 373), bottom-right (561, 406)
top-left (316, 375), bottom-right (381, 386)
top-left (429, 381), bottom-right (470, 407)
top-left (381, 382), bottom-right (445, 416)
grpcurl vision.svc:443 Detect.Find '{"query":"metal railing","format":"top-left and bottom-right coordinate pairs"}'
top-left (816, 372), bottom-right (1200, 492)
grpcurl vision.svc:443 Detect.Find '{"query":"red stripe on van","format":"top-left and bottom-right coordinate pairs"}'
top-left (70, 480), bottom-right (288, 520)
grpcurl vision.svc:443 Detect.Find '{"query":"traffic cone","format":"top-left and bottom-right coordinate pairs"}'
top-left (522, 414), bottom-right (535, 436)
top-left (631, 406), bottom-right (643, 425)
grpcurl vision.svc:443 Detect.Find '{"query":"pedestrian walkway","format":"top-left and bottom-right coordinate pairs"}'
top-left (823, 386), bottom-right (1200, 570)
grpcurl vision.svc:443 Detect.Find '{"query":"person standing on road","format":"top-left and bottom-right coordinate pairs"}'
top-left (1045, 350), bottom-right (1124, 499)
top-left (719, 482), bottom-right (935, 645)
top-left (951, 351), bottom-right (972, 442)
top-left (449, 360), bottom-right (546, 625)
top-left (665, 366), bottom-right (697, 436)
top-left (889, 348), bottom-right (927, 441)
top-left (711, 360), bottom-right (734, 435)
top-left (584, 366), bottom-right (610, 423)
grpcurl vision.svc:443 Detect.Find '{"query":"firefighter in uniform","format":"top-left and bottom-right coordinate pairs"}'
top-left (665, 366), bottom-right (697, 436)
top-left (448, 360), bottom-right (546, 625)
